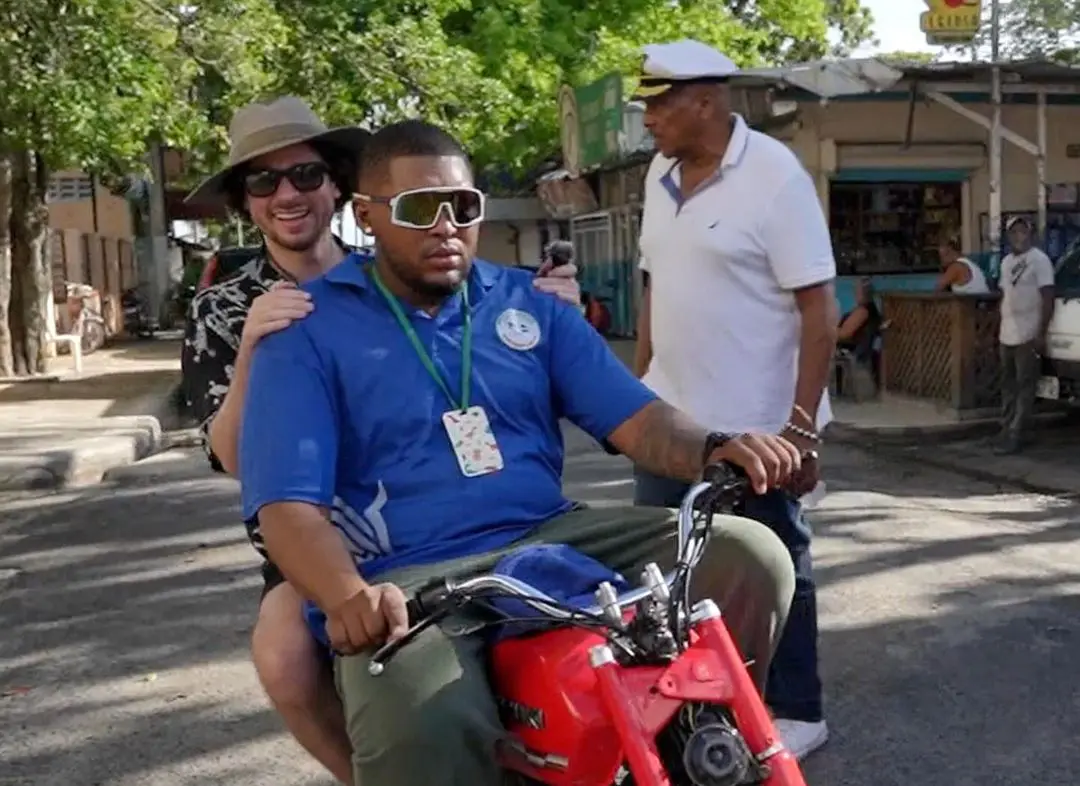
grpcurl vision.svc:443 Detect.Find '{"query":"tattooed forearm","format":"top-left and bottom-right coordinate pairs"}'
top-left (607, 400), bottom-right (711, 482)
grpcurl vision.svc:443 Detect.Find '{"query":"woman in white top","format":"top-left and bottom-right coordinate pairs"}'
top-left (935, 236), bottom-right (990, 294)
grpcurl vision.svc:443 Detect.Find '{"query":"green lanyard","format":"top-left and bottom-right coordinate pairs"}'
top-left (370, 266), bottom-right (472, 411)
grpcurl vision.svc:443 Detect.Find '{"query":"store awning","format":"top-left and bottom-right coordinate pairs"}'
top-left (831, 168), bottom-right (972, 183)
top-left (732, 58), bottom-right (904, 98)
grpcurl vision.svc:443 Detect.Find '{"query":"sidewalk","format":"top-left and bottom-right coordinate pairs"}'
top-left (829, 395), bottom-right (1080, 496)
top-left (885, 427), bottom-right (1080, 498)
top-left (0, 337), bottom-right (185, 491)
top-left (610, 336), bottom-right (1080, 497)
top-left (829, 395), bottom-right (988, 442)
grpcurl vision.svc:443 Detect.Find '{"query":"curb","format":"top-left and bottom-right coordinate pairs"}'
top-left (0, 421), bottom-right (164, 492)
top-left (118, 379), bottom-right (191, 431)
top-left (162, 427), bottom-right (202, 450)
top-left (827, 420), bottom-right (997, 447)
top-left (826, 409), bottom-right (1073, 447)
top-left (100, 445), bottom-right (222, 487)
top-left (0, 369), bottom-right (195, 493)
top-left (833, 429), bottom-right (1080, 499)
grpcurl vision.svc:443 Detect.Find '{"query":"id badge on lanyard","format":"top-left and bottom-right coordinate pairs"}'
top-left (371, 266), bottom-right (504, 477)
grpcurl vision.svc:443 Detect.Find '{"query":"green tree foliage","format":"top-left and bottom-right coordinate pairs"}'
top-left (1, 0), bottom-right (878, 190)
top-left (263, 0), bottom-right (874, 175)
top-left (960, 0), bottom-right (1080, 63)
top-left (0, 0), bottom-right (285, 373)
top-left (0, 0), bottom-right (287, 179)
top-left (0, 0), bottom-right (875, 373)
top-left (997, 0), bottom-right (1080, 62)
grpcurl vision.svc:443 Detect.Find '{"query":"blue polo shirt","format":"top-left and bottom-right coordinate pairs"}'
top-left (239, 254), bottom-right (657, 579)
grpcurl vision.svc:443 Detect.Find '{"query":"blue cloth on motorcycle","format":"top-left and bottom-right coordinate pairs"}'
top-left (485, 544), bottom-right (630, 642)
top-left (302, 544), bottom-right (629, 649)
top-left (305, 601), bottom-right (332, 650)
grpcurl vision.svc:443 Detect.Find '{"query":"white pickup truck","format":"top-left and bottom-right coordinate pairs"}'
top-left (1038, 239), bottom-right (1080, 403)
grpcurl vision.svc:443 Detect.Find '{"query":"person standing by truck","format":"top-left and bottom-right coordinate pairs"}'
top-left (996, 216), bottom-right (1056, 455)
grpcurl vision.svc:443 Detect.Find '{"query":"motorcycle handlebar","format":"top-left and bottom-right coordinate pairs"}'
top-left (367, 462), bottom-right (750, 676)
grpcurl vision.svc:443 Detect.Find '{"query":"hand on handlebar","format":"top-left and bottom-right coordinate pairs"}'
top-left (325, 582), bottom-right (410, 656)
top-left (708, 433), bottom-right (802, 495)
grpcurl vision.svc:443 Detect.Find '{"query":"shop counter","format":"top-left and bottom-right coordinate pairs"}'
top-left (880, 292), bottom-right (1001, 411)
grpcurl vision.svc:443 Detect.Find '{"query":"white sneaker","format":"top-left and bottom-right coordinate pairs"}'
top-left (774, 718), bottom-right (829, 761)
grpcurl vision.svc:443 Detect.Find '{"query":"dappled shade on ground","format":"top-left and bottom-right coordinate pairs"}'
top-left (2, 441), bottom-right (1079, 785)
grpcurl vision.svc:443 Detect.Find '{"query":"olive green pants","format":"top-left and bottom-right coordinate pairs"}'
top-left (335, 506), bottom-right (795, 786)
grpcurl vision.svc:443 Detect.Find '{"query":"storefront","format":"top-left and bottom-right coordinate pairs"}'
top-left (829, 176), bottom-right (963, 276)
top-left (733, 60), bottom-right (1080, 314)
top-left (723, 57), bottom-right (1080, 410)
top-left (541, 58), bottom-right (1080, 366)
top-left (563, 159), bottom-right (649, 338)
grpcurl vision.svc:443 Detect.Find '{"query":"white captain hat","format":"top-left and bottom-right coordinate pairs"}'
top-left (630, 39), bottom-right (739, 100)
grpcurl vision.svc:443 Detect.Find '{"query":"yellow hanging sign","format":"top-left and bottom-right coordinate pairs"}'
top-left (920, 0), bottom-right (983, 45)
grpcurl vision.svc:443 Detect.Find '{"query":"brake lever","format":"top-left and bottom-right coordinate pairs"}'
top-left (698, 462), bottom-right (750, 515)
top-left (368, 605), bottom-right (454, 676)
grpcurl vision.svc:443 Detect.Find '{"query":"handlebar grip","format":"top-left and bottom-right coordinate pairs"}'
top-left (369, 579), bottom-right (454, 677)
top-left (404, 598), bottom-right (424, 628)
top-left (411, 578), bottom-right (453, 623)
top-left (702, 461), bottom-right (746, 488)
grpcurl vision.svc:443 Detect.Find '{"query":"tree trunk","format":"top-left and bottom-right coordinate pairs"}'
top-left (9, 150), bottom-right (50, 376)
top-left (0, 154), bottom-right (14, 377)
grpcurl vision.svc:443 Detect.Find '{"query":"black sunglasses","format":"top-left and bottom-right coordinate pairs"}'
top-left (244, 162), bottom-right (330, 199)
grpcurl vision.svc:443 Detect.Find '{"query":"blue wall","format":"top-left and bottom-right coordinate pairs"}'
top-left (835, 273), bottom-right (937, 315)
top-left (580, 259), bottom-right (637, 337)
top-left (835, 253), bottom-right (1000, 315)
top-left (582, 258), bottom-right (1005, 334)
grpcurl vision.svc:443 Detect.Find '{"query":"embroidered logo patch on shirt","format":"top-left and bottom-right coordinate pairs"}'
top-left (495, 308), bottom-right (541, 351)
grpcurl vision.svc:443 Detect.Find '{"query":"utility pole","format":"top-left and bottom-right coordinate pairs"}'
top-left (988, 0), bottom-right (1002, 274)
top-left (146, 142), bottom-right (169, 328)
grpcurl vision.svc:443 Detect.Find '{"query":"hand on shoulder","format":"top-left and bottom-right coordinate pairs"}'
top-left (240, 281), bottom-right (314, 352)
top-left (532, 262), bottom-right (582, 307)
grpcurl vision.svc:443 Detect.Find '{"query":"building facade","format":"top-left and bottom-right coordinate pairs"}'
top-left (778, 89), bottom-right (1080, 311)
top-left (45, 171), bottom-right (139, 335)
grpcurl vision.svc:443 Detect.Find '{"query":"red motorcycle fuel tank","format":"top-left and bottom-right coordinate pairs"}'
top-left (490, 626), bottom-right (624, 785)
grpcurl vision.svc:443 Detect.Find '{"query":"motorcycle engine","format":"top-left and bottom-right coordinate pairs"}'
top-left (650, 704), bottom-right (763, 786)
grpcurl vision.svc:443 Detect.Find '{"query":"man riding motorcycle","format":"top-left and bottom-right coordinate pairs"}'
top-left (239, 118), bottom-right (801, 786)
top-left (182, 97), bottom-right (582, 785)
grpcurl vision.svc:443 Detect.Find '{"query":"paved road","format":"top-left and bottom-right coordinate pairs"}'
top-left (2, 439), bottom-right (1079, 785)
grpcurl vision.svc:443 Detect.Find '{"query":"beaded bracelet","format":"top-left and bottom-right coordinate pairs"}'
top-left (791, 403), bottom-right (815, 428)
top-left (782, 421), bottom-right (821, 444)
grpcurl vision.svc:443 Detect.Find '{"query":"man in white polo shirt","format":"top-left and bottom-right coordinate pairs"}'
top-left (629, 40), bottom-right (838, 760)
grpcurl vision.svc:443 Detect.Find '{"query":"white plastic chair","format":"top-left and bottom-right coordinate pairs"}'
top-left (47, 331), bottom-right (83, 374)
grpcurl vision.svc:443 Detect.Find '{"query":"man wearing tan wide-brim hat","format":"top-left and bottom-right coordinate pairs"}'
top-left (181, 96), bottom-right (369, 785)
top-left (186, 95), bottom-right (369, 207)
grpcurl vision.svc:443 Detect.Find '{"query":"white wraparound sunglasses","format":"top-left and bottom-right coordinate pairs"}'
top-left (353, 186), bottom-right (486, 230)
